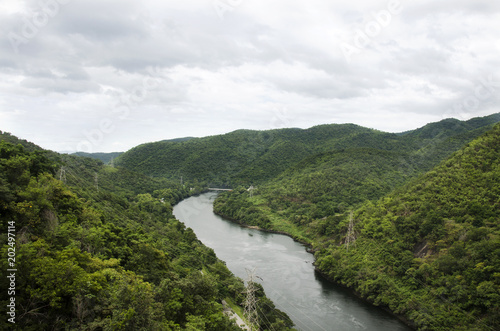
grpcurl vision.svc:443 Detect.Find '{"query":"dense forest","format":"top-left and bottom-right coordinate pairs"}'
top-left (2, 113), bottom-right (499, 330)
top-left (213, 121), bottom-right (500, 330)
top-left (312, 121), bottom-right (500, 330)
top-left (115, 114), bottom-right (500, 189)
top-left (0, 132), bottom-right (294, 330)
top-left (112, 114), bottom-right (500, 330)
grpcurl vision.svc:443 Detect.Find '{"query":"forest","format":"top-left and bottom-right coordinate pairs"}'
top-left (116, 114), bottom-right (500, 188)
top-left (2, 113), bottom-right (499, 330)
top-left (0, 132), bottom-right (293, 330)
top-left (213, 121), bottom-right (500, 330)
top-left (114, 113), bottom-right (500, 330)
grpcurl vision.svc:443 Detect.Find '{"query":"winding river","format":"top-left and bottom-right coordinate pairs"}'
top-left (173, 192), bottom-right (411, 331)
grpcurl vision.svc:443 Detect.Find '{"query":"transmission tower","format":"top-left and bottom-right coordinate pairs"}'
top-left (94, 172), bottom-right (99, 192)
top-left (345, 211), bottom-right (356, 251)
top-left (59, 166), bottom-right (67, 184)
top-left (248, 185), bottom-right (255, 198)
top-left (244, 268), bottom-right (259, 331)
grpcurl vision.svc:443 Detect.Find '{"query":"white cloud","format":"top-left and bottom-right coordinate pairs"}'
top-left (0, 0), bottom-right (499, 152)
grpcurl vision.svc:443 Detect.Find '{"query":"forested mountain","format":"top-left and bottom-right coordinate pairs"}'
top-left (116, 125), bottom-right (382, 185)
top-left (71, 152), bottom-right (123, 164)
top-left (2, 113), bottom-right (499, 330)
top-left (213, 147), bottom-right (413, 234)
top-left (211, 114), bottom-right (500, 237)
top-left (214, 122), bottom-right (500, 330)
top-left (116, 114), bottom-right (500, 187)
top-left (314, 122), bottom-right (500, 330)
top-left (0, 132), bottom-right (293, 330)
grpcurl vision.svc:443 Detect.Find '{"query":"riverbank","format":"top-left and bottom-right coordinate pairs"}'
top-left (213, 209), bottom-right (314, 248)
top-left (313, 267), bottom-right (417, 330)
top-left (175, 193), bottom-right (410, 331)
top-left (213, 206), bottom-right (416, 330)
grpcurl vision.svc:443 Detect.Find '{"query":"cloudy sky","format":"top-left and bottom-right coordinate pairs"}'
top-left (1, 0), bottom-right (499, 152)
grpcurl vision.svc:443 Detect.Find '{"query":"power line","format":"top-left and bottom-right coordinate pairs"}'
top-left (267, 289), bottom-right (326, 331)
top-left (256, 304), bottom-right (276, 331)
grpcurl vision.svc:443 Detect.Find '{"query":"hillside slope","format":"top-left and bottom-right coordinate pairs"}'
top-left (213, 119), bottom-right (500, 329)
top-left (212, 114), bottom-right (500, 241)
top-left (213, 147), bottom-right (413, 235)
top-left (71, 152), bottom-right (123, 164)
top-left (116, 114), bottom-right (500, 188)
top-left (0, 135), bottom-right (293, 330)
top-left (115, 124), bottom-right (413, 185)
top-left (313, 123), bottom-right (500, 330)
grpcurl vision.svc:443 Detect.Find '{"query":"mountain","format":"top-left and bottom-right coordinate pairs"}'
top-left (313, 122), bottom-right (500, 330)
top-left (116, 114), bottom-right (500, 188)
top-left (115, 124), bottom-right (387, 185)
top-left (71, 152), bottom-right (123, 164)
top-left (211, 114), bottom-right (500, 237)
top-left (2, 113), bottom-right (499, 330)
top-left (215, 122), bottom-right (500, 330)
top-left (401, 113), bottom-right (500, 139)
top-left (213, 147), bottom-right (413, 233)
top-left (0, 130), bottom-right (45, 151)
top-left (161, 137), bottom-right (197, 143)
top-left (0, 134), bottom-right (293, 330)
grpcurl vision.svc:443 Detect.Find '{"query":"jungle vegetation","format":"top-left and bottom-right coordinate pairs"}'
top-left (0, 131), bottom-right (293, 331)
top-left (3, 112), bottom-right (499, 330)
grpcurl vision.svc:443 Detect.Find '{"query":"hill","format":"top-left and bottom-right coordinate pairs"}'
top-left (0, 134), bottom-right (293, 330)
top-left (216, 122), bottom-right (500, 330)
top-left (115, 125), bottom-right (385, 185)
top-left (213, 147), bottom-right (413, 233)
top-left (313, 122), bottom-right (500, 330)
top-left (116, 114), bottom-right (500, 188)
top-left (71, 152), bottom-right (123, 164)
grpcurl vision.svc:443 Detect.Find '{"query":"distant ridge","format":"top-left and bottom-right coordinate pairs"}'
top-left (71, 152), bottom-right (123, 164)
top-left (161, 137), bottom-right (197, 143)
top-left (115, 113), bottom-right (500, 186)
top-left (400, 113), bottom-right (500, 139)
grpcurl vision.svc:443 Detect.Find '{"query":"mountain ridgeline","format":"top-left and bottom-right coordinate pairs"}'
top-left (115, 114), bottom-right (500, 188)
top-left (113, 113), bottom-right (500, 330)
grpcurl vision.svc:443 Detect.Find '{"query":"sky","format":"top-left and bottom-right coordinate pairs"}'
top-left (1, 0), bottom-right (499, 153)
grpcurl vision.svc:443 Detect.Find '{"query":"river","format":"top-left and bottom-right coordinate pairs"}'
top-left (173, 192), bottom-right (411, 331)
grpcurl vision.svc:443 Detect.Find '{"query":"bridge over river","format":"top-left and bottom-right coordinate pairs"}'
top-left (207, 188), bottom-right (233, 191)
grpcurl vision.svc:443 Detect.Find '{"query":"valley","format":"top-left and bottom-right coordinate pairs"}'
top-left (1, 113), bottom-right (499, 330)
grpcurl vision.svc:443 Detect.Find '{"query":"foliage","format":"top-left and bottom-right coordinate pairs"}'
top-left (213, 119), bottom-right (500, 330)
top-left (0, 139), bottom-right (292, 330)
top-left (312, 124), bottom-right (500, 330)
top-left (116, 114), bottom-right (500, 188)
top-left (2, 113), bottom-right (499, 330)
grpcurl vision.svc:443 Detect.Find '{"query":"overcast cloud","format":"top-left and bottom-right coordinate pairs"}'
top-left (1, 0), bottom-right (499, 152)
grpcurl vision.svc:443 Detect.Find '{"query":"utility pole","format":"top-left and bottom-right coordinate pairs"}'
top-left (244, 268), bottom-right (259, 331)
top-left (346, 211), bottom-right (356, 251)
